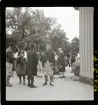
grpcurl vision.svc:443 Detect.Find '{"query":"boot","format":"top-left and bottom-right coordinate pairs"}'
top-left (6, 76), bottom-right (13, 87)
top-left (62, 72), bottom-right (65, 78)
top-left (50, 76), bottom-right (54, 86)
top-left (23, 81), bottom-right (26, 85)
top-left (50, 83), bottom-right (54, 86)
top-left (30, 76), bottom-right (37, 88)
top-left (42, 76), bottom-right (48, 86)
top-left (19, 81), bottom-right (22, 84)
top-left (30, 85), bottom-right (37, 88)
top-left (23, 75), bottom-right (26, 85)
top-left (42, 82), bottom-right (47, 86)
top-left (19, 75), bottom-right (22, 84)
top-left (28, 76), bottom-right (30, 87)
top-left (60, 76), bottom-right (65, 78)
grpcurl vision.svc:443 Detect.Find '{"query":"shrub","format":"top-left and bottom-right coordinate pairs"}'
top-left (71, 58), bottom-right (80, 76)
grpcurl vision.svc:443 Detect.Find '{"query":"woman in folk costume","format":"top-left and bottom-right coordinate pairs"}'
top-left (42, 44), bottom-right (55, 86)
top-left (54, 52), bottom-right (59, 75)
top-left (26, 43), bottom-right (38, 88)
top-left (37, 51), bottom-right (44, 78)
top-left (58, 48), bottom-right (65, 78)
top-left (40, 51), bottom-right (45, 71)
top-left (6, 43), bottom-right (16, 87)
top-left (15, 44), bottom-right (27, 85)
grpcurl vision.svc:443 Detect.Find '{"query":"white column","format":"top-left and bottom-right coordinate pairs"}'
top-left (79, 7), bottom-right (93, 78)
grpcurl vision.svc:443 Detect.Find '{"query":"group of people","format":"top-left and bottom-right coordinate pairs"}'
top-left (6, 42), bottom-right (75, 88)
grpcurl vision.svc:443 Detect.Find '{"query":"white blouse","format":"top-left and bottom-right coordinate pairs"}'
top-left (14, 51), bottom-right (27, 59)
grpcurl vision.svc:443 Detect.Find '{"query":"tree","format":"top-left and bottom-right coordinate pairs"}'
top-left (6, 7), bottom-right (57, 50)
top-left (70, 37), bottom-right (79, 57)
top-left (49, 24), bottom-right (70, 54)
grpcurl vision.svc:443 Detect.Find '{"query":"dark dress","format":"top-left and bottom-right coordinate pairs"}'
top-left (71, 55), bottom-right (76, 65)
top-left (26, 50), bottom-right (38, 76)
top-left (40, 52), bottom-right (45, 67)
top-left (16, 51), bottom-right (26, 76)
top-left (58, 52), bottom-right (65, 72)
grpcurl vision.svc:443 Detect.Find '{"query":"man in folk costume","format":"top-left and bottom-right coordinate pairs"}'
top-left (42, 44), bottom-right (55, 86)
top-left (27, 43), bottom-right (38, 88)
top-left (58, 48), bottom-right (65, 78)
top-left (14, 44), bottom-right (27, 85)
top-left (6, 43), bottom-right (16, 87)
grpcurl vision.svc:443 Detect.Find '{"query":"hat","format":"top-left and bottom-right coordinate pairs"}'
top-left (29, 43), bottom-right (36, 49)
top-left (58, 48), bottom-right (62, 50)
top-left (9, 42), bottom-right (15, 47)
top-left (18, 42), bottom-right (24, 49)
top-left (46, 44), bottom-right (52, 47)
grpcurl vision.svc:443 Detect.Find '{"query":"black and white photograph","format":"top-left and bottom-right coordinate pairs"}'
top-left (6, 7), bottom-right (94, 101)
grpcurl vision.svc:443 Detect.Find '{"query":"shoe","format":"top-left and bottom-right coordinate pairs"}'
top-left (23, 82), bottom-right (26, 85)
top-left (59, 76), bottom-right (65, 78)
top-left (50, 83), bottom-right (54, 86)
top-left (30, 85), bottom-right (37, 88)
top-left (8, 83), bottom-right (13, 86)
top-left (28, 84), bottom-right (30, 87)
top-left (6, 83), bottom-right (13, 87)
top-left (52, 80), bottom-right (54, 82)
top-left (62, 76), bottom-right (65, 78)
top-left (42, 83), bottom-right (47, 86)
top-left (19, 81), bottom-right (22, 84)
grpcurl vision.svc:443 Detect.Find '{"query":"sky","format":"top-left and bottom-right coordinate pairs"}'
top-left (31, 7), bottom-right (79, 42)
top-left (7, 7), bottom-right (79, 42)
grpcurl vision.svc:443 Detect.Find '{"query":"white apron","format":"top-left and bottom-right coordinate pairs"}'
top-left (44, 61), bottom-right (53, 76)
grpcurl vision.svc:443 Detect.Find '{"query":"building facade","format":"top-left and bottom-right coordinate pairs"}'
top-left (74, 7), bottom-right (94, 84)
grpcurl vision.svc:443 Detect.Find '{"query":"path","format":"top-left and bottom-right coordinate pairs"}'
top-left (6, 74), bottom-right (94, 101)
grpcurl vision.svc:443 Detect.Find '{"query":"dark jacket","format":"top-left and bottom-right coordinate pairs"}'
top-left (6, 48), bottom-right (16, 64)
top-left (58, 52), bottom-right (65, 66)
top-left (43, 50), bottom-right (55, 66)
top-left (26, 50), bottom-right (38, 76)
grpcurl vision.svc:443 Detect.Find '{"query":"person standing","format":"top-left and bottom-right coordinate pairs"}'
top-left (42, 44), bottom-right (55, 86)
top-left (15, 45), bottom-right (27, 85)
top-left (6, 43), bottom-right (16, 87)
top-left (26, 44), bottom-right (38, 88)
top-left (54, 52), bottom-right (59, 74)
top-left (37, 51), bottom-right (44, 78)
top-left (58, 48), bottom-right (65, 78)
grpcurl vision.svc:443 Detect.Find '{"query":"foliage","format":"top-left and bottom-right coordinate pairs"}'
top-left (6, 7), bottom-right (57, 50)
top-left (6, 7), bottom-right (79, 57)
top-left (70, 37), bottom-right (79, 57)
top-left (49, 25), bottom-right (71, 57)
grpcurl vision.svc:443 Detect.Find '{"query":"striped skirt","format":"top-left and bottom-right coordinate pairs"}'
top-left (6, 62), bottom-right (13, 76)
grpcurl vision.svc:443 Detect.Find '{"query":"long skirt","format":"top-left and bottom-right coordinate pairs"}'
top-left (37, 60), bottom-right (43, 77)
top-left (37, 60), bottom-right (43, 71)
top-left (44, 61), bottom-right (53, 76)
top-left (6, 62), bottom-right (13, 77)
top-left (16, 64), bottom-right (26, 76)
